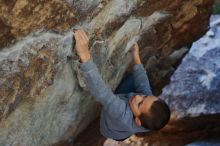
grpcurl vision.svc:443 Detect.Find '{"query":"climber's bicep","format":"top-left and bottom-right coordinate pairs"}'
top-left (80, 60), bottom-right (116, 106)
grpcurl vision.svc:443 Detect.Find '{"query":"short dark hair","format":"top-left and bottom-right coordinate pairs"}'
top-left (139, 99), bottom-right (170, 130)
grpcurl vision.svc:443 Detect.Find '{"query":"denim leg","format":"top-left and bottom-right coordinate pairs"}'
top-left (115, 74), bottom-right (135, 94)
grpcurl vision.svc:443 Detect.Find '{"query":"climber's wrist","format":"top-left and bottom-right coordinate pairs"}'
top-left (80, 53), bottom-right (91, 63)
top-left (133, 54), bottom-right (141, 64)
top-left (134, 57), bottom-right (141, 64)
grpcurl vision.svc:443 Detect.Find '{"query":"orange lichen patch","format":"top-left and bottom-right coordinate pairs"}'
top-left (135, 0), bottom-right (178, 17)
top-left (0, 47), bottom-right (57, 120)
top-left (138, 0), bottom-right (213, 56)
top-left (0, 19), bottom-right (15, 48)
top-left (169, 0), bottom-right (213, 51)
top-left (0, 0), bottom-right (77, 48)
top-left (136, 0), bottom-right (213, 18)
top-left (136, 0), bottom-right (213, 56)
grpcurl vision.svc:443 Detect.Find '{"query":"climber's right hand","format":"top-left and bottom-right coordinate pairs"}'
top-left (131, 42), bottom-right (141, 64)
top-left (74, 29), bottom-right (91, 63)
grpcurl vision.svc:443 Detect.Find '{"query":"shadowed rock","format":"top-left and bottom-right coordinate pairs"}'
top-left (160, 15), bottom-right (220, 118)
top-left (0, 0), bottom-right (214, 146)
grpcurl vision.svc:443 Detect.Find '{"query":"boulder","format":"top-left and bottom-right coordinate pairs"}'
top-left (160, 15), bottom-right (220, 118)
top-left (0, 0), bottom-right (214, 145)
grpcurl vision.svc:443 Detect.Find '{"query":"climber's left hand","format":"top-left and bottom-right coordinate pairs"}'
top-left (74, 29), bottom-right (91, 63)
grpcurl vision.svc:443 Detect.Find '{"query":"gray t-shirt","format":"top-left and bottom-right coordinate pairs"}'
top-left (80, 60), bottom-right (153, 140)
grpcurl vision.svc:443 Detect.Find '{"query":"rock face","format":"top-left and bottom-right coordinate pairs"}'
top-left (0, 0), bottom-right (214, 146)
top-left (160, 15), bottom-right (220, 118)
top-left (0, 0), bottom-right (77, 48)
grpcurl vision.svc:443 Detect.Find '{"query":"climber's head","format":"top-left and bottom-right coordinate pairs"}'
top-left (129, 95), bottom-right (170, 130)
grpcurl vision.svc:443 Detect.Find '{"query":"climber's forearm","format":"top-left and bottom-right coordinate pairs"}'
top-left (131, 42), bottom-right (141, 64)
top-left (80, 60), bottom-right (117, 107)
top-left (131, 42), bottom-right (152, 95)
top-left (80, 53), bottom-right (91, 63)
top-left (133, 64), bottom-right (153, 95)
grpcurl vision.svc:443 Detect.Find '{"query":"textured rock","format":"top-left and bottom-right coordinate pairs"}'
top-left (0, 0), bottom-right (77, 48)
top-left (160, 15), bottom-right (220, 118)
top-left (0, 0), bottom-right (214, 146)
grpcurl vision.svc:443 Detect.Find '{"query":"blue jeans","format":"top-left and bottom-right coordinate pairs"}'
top-left (115, 74), bottom-right (135, 94)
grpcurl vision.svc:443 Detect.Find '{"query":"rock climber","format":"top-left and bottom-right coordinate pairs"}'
top-left (73, 29), bottom-right (170, 141)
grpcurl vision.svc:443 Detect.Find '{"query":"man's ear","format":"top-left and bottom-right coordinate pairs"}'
top-left (135, 117), bottom-right (141, 127)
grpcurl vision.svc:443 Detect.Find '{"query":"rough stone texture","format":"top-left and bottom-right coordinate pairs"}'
top-left (160, 15), bottom-right (220, 118)
top-left (0, 0), bottom-right (77, 48)
top-left (0, 0), bottom-right (214, 146)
